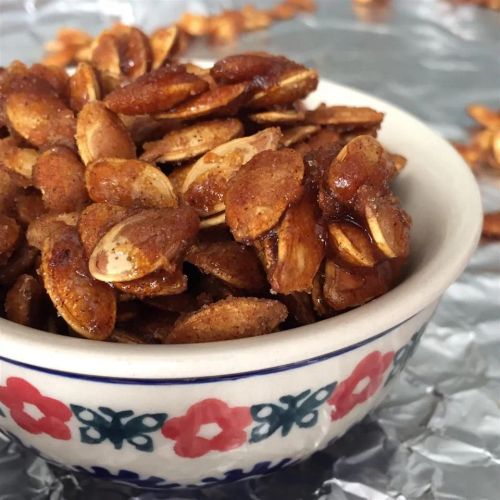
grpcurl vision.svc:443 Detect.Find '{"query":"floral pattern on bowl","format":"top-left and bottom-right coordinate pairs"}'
top-left (0, 320), bottom-right (428, 488)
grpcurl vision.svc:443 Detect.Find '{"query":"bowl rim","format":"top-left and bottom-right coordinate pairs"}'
top-left (0, 78), bottom-right (483, 379)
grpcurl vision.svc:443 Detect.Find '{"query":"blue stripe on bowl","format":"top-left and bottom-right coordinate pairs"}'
top-left (0, 314), bottom-right (416, 385)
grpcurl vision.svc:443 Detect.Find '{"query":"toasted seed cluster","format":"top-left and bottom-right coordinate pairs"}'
top-left (447, 0), bottom-right (500, 11)
top-left (453, 104), bottom-right (500, 240)
top-left (482, 212), bottom-right (500, 240)
top-left (41, 0), bottom-right (317, 69)
top-left (454, 105), bottom-right (500, 173)
top-left (0, 19), bottom-right (411, 344)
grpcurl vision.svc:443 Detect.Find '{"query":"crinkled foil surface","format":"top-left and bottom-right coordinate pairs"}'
top-left (1, 0), bottom-right (499, 498)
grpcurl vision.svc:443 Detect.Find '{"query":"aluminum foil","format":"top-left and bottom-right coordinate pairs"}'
top-left (1, 0), bottom-right (499, 498)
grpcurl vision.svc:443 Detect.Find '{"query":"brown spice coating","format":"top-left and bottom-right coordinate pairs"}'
top-left (269, 190), bottom-right (325, 293)
top-left (324, 135), bottom-right (392, 208)
top-left (311, 270), bottom-right (334, 318)
top-left (211, 53), bottom-right (299, 87)
top-left (85, 158), bottom-right (177, 209)
top-left (0, 245), bottom-right (38, 286)
top-left (0, 214), bottom-right (21, 265)
top-left (281, 125), bottom-right (320, 147)
top-left (29, 63), bottom-right (69, 100)
top-left (186, 240), bottom-right (267, 292)
top-left (15, 191), bottom-right (46, 226)
top-left (120, 114), bottom-right (178, 145)
top-left (168, 163), bottom-right (193, 196)
top-left (251, 109), bottom-right (306, 126)
top-left (184, 171), bottom-right (229, 217)
top-left (166, 297), bottom-right (288, 343)
top-left (78, 203), bottom-right (132, 257)
top-left (119, 26), bottom-right (152, 79)
top-left (305, 148), bottom-right (345, 214)
top-left (340, 125), bottom-right (380, 144)
top-left (144, 293), bottom-right (197, 314)
top-left (0, 137), bottom-right (39, 187)
top-left (41, 224), bottom-right (116, 340)
top-left (0, 45), bottom-right (410, 344)
top-left (141, 119), bottom-right (244, 163)
top-left (104, 67), bottom-right (209, 115)
top-left (298, 127), bottom-right (342, 156)
top-left (183, 127), bottom-right (282, 216)
top-left (0, 169), bottom-right (21, 216)
top-left (76, 101), bottom-right (136, 165)
top-left (89, 206), bottom-right (199, 282)
top-left (225, 148), bottom-right (305, 242)
top-left (323, 258), bottom-right (403, 311)
top-left (27, 212), bottom-right (79, 250)
top-left (306, 105), bottom-right (384, 128)
top-left (69, 62), bottom-right (101, 112)
top-left (155, 83), bottom-right (249, 120)
top-left (114, 269), bottom-right (188, 297)
top-left (328, 221), bottom-right (379, 267)
top-left (6, 89), bottom-right (75, 150)
top-left (33, 146), bottom-right (88, 213)
top-left (108, 329), bottom-right (148, 344)
top-left (279, 292), bottom-right (316, 325)
top-left (150, 26), bottom-right (179, 70)
top-left (90, 33), bottom-right (122, 83)
top-left (247, 68), bottom-right (319, 110)
top-left (364, 195), bottom-right (411, 259)
top-left (123, 309), bottom-right (178, 343)
top-left (5, 274), bottom-right (44, 327)
top-left (253, 234), bottom-right (278, 275)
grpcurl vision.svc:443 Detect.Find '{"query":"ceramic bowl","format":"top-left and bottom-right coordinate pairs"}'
top-left (0, 78), bottom-right (482, 490)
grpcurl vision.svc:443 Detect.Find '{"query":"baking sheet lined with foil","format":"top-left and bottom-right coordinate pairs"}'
top-left (0, 0), bottom-right (499, 498)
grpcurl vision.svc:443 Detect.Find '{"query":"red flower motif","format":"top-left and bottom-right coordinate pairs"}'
top-left (0, 377), bottom-right (72, 440)
top-left (162, 398), bottom-right (252, 458)
top-left (328, 350), bottom-right (394, 421)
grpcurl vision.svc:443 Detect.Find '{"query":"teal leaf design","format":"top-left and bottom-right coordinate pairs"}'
top-left (385, 325), bottom-right (427, 386)
top-left (70, 405), bottom-right (167, 452)
top-left (250, 382), bottom-right (336, 443)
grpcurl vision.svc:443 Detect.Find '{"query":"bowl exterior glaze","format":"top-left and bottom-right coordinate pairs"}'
top-left (0, 302), bottom-right (437, 488)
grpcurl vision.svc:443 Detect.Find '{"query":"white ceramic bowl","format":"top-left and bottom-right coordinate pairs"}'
top-left (0, 79), bottom-right (481, 490)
